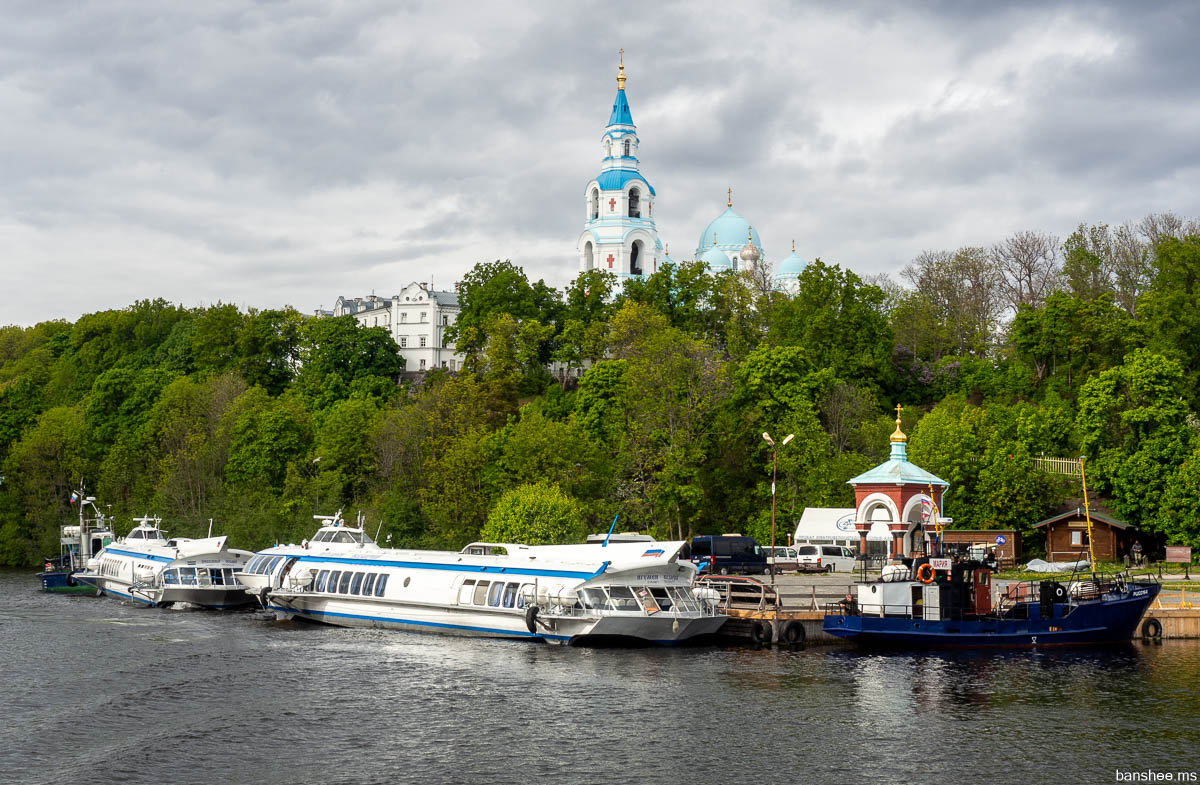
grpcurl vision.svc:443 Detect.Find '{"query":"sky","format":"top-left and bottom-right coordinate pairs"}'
top-left (3, 0), bottom-right (1200, 327)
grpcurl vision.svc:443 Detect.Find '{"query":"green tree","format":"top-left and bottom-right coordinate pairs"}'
top-left (1076, 349), bottom-right (1193, 527)
top-left (768, 260), bottom-right (892, 391)
top-left (445, 260), bottom-right (563, 358)
top-left (480, 481), bottom-right (586, 545)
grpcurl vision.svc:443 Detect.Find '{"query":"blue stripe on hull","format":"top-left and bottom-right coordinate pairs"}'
top-left (268, 604), bottom-right (571, 641)
top-left (279, 553), bottom-right (604, 580)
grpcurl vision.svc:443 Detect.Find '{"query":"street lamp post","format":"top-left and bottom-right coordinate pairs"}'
top-left (762, 431), bottom-right (794, 587)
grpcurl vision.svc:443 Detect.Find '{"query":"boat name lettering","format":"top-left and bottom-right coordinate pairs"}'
top-left (1132, 590), bottom-right (1148, 597)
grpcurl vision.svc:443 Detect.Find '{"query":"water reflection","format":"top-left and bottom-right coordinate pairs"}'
top-left (4, 569), bottom-right (1199, 785)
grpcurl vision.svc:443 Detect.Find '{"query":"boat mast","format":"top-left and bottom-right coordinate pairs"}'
top-left (1079, 456), bottom-right (1097, 575)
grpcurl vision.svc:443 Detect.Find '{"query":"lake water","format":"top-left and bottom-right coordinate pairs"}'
top-left (3, 568), bottom-right (1198, 785)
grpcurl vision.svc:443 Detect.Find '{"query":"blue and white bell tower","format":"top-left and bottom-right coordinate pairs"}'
top-left (578, 51), bottom-right (663, 281)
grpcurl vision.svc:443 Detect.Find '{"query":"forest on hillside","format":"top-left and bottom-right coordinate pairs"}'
top-left (4, 215), bottom-right (1200, 566)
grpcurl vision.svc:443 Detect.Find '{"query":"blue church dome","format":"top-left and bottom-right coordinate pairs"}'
top-left (700, 245), bottom-right (732, 272)
top-left (776, 249), bottom-right (807, 277)
top-left (696, 206), bottom-right (761, 257)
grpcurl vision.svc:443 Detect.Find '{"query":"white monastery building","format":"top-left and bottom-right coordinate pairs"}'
top-left (328, 282), bottom-right (463, 373)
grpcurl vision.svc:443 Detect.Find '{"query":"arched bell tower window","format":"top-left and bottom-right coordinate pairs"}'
top-left (623, 139), bottom-right (631, 157)
top-left (604, 139), bottom-right (611, 158)
top-left (589, 188), bottom-right (599, 220)
top-left (584, 241), bottom-right (594, 270)
top-left (630, 241), bottom-right (643, 276)
top-left (628, 187), bottom-right (640, 218)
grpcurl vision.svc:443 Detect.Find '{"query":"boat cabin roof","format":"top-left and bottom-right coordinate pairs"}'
top-left (126, 524), bottom-right (167, 541)
top-left (311, 526), bottom-right (374, 545)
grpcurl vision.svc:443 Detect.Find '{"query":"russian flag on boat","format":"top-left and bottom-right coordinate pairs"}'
top-left (642, 548), bottom-right (665, 558)
top-left (69, 491), bottom-right (79, 504)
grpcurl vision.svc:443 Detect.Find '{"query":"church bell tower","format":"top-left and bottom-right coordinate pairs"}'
top-left (577, 51), bottom-right (663, 282)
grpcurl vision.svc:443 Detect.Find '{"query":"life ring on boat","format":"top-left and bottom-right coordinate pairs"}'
top-left (1141, 617), bottom-right (1162, 639)
top-left (916, 563), bottom-right (935, 584)
top-left (525, 604), bottom-right (540, 635)
top-left (782, 621), bottom-right (805, 645)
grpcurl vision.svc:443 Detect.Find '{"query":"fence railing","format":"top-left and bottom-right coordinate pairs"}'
top-left (1033, 456), bottom-right (1082, 477)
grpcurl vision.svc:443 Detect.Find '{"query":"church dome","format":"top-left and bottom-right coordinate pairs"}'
top-left (775, 247), bottom-right (807, 278)
top-left (697, 207), bottom-right (762, 257)
top-left (739, 229), bottom-right (761, 263)
top-left (700, 246), bottom-right (732, 272)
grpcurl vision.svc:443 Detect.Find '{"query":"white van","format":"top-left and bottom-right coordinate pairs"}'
top-left (797, 544), bottom-right (857, 573)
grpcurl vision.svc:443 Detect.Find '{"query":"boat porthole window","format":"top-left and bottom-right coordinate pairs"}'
top-left (403, 576), bottom-right (411, 588)
top-left (338, 572), bottom-right (353, 594)
top-left (375, 574), bottom-right (388, 597)
top-left (328, 571), bottom-right (341, 592)
top-left (350, 572), bottom-right (364, 594)
top-left (363, 573), bottom-right (377, 595)
top-left (316, 570), bottom-right (330, 592)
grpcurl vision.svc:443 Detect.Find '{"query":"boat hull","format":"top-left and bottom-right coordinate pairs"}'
top-left (38, 571), bottom-right (99, 595)
top-left (824, 582), bottom-right (1160, 647)
top-left (269, 594), bottom-right (727, 646)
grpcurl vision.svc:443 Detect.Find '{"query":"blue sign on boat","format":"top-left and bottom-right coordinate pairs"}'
top-left (996, 535), bottom-right (1007, 545)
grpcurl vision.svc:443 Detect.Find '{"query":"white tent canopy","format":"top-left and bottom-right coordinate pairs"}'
top-left (792, 507), bottom-right (892, 547)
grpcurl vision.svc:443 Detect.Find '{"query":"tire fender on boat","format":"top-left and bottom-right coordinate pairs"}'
top-left (782, 621), bottom-right (805, 645)
top-left (525, 604), bottom-right (540, 635)
top-left (1141, 617), bottom-right (1163, 639)
top-left (65, 573), bottom-right (76, 587)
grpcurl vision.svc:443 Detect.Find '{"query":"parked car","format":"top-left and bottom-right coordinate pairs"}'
top-left (797, 544), bottom-right (858, 573)
top-left (765, 546), bottom-right (799, 574)
top-left (690, 534), bottom-right (767, 575)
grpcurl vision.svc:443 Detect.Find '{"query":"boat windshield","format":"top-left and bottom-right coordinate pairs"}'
top-left (312, 529), bottom-right (372, 544)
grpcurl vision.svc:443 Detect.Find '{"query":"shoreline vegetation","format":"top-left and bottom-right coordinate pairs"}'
top-left (5, 220), bottom-right (1200, 568)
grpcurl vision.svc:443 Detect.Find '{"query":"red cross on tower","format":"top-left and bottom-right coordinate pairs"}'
top-left (606, 254), bottom-right (614, 269)
top-left (608, 198), bottom-right (616, 212)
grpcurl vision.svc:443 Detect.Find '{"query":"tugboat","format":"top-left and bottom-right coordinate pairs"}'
top-left (824, 555), bottom-right (1160, 646)
top-left (825, 455), bottom-right (1160, 646)
top-left (37, 484), bottom-right (115, 594)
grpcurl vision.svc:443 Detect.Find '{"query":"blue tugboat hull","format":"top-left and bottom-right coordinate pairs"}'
top-left (824, 583), bottom-right (1160, 647)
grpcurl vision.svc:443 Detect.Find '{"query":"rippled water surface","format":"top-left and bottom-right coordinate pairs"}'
top-left (3, 569), bottom-right (1198, 785)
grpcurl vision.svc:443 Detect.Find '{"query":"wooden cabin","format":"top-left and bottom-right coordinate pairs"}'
top-left (1032, 508), bottom-right (1136, 562)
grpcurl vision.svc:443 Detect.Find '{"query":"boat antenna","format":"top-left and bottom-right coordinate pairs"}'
top-left (1080, 456), bottom-right (1097, 576)
top-left (601, 513), bottom-right (620, 547)
top-left (374, 519), bottom-right (384, 543)
top-left (207, 518), bottom-right (213, 538)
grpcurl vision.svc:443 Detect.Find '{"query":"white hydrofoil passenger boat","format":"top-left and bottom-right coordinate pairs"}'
top-left (238, 515), bottom-right (727, 645)
top-left (75, 516), bottom-right (256, 608)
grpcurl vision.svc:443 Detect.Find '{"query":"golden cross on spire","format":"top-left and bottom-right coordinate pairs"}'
top-left (617, 49), bottom-right (626, 89)
top-left (890, 403), bottom-right (908, 444)
top-left (727, 187), bottom-right (732, 207)
top-left (792, 239), bottom-right (796, 253)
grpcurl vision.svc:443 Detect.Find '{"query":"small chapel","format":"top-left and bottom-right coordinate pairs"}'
top-left (794, 406), bottom-right (951, 560)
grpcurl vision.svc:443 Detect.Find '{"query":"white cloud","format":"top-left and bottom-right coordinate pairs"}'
top-left (2, 1), bottom-right (1199, 325)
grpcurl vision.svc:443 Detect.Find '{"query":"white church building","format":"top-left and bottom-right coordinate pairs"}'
top-left (323, 54), bottom-right (815, 373)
